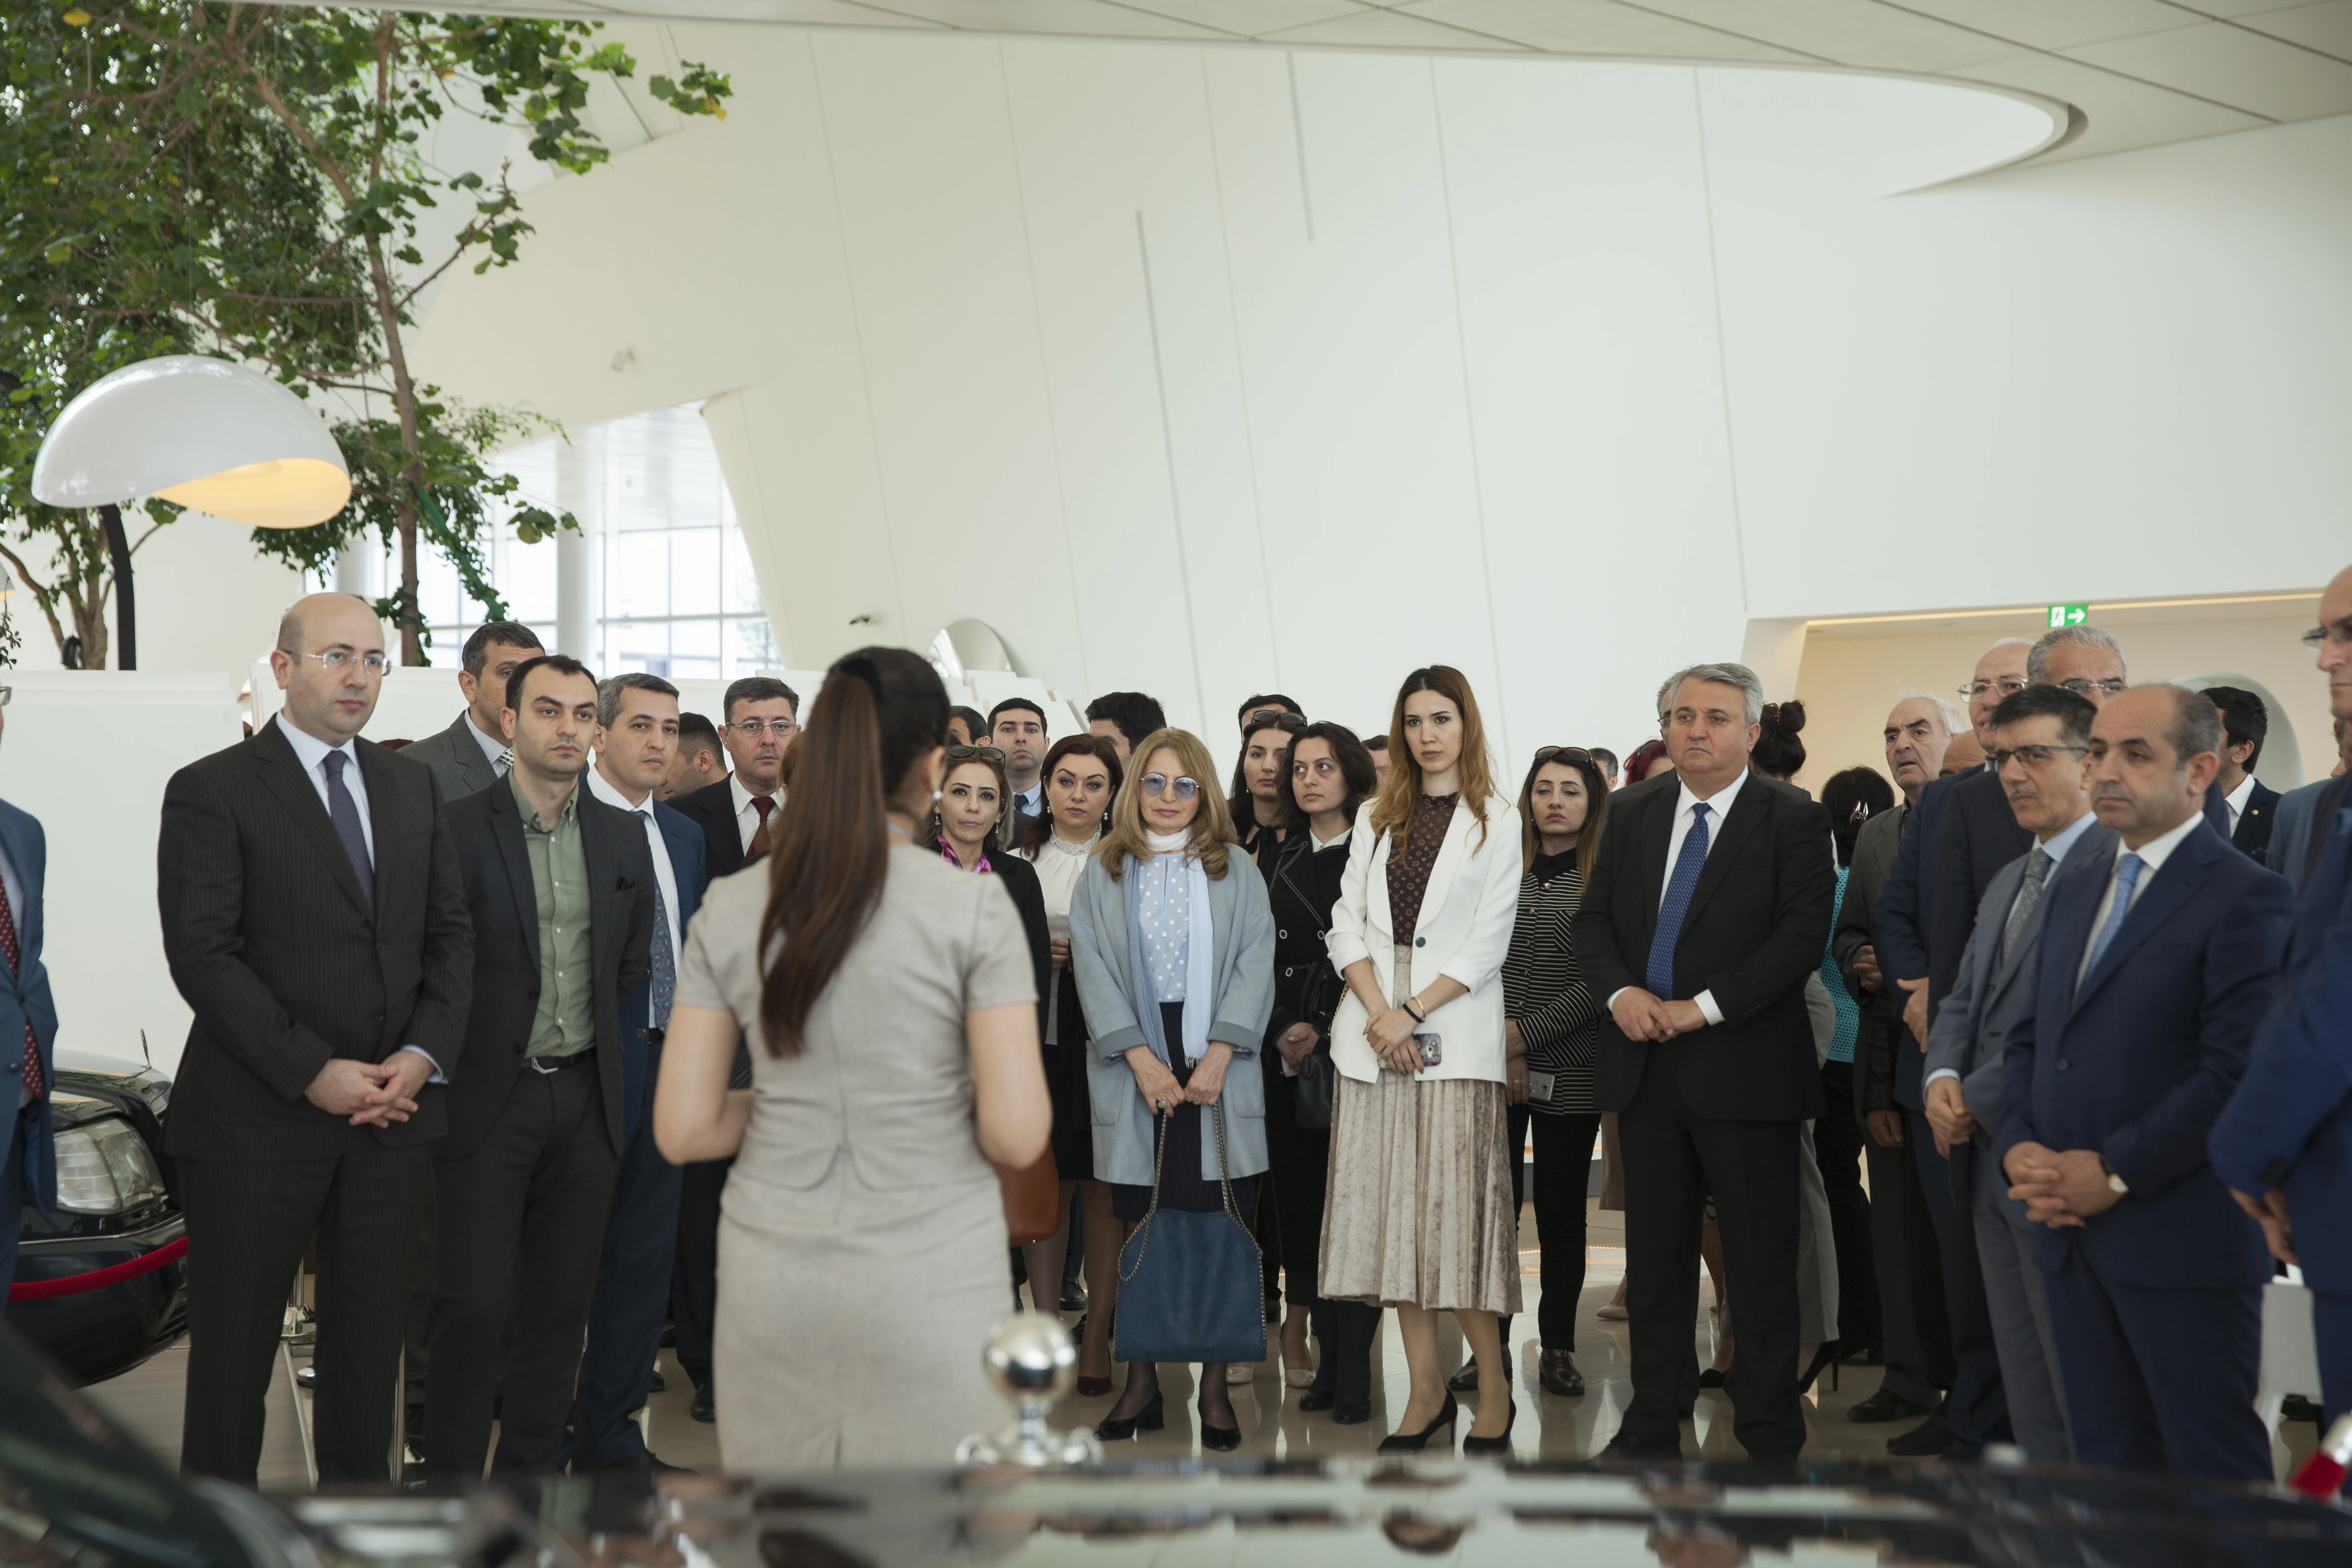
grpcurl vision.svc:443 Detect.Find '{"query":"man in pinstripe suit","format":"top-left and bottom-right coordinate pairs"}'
top-left (158, 593), bottom-right (472, 1486)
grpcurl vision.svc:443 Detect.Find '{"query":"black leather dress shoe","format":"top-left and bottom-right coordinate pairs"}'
top-left (1538, 1349), bottom-right (1584, 1397)
top-left (1297, 1387), bottom-right (1335, 1412)
top-left (622, 1449), bottom-right (692, 1473)
top-left (690, 1383), bottom-right (716, 1424)
top-left (647, 1367), bottom-right (667, 1394)
top-left (1447, 1363), bottom-right (1480, 1393)
top-left (1846, 1387), bottom-right (1934, 1424)
top-left (1059, 1281), bottom-right (1088, 1313)
top-left (1333, 1400), bottom-right (1372, 1425)
top-left (1600, 1429), bottom-right (1682, 1461)
top-left (1886, 1411), bottom-right (1953, 1456)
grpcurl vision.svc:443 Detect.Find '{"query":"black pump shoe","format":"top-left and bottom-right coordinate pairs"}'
top-left (1199, 1403), bottom-right (1243, 1451)
top-left (1797, 1341), bottom-right (1839, 1396)
top-left (1096, 1390), bottom-right (1165, 1441)
top-left (1377, 1394), bottom-right (1458, 1454)
top-left (1462, 1398), bottom-right (1517, 1457)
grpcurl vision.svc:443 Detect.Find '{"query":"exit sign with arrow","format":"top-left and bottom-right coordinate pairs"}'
top-left (2047, 604), bottom-right (2090, 628)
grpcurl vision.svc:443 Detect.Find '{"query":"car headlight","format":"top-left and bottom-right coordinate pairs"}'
top-left (53, 1119), bottom-right (168, 1215)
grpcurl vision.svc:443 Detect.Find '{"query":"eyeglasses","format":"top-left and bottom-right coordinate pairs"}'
top-left (946, 744), bottom-right (1006, 763)
top-left (2301, 622), bottom-right (2352, 654)
top-left (1248, 713), bottom-right (1308, 735)
top-left (1991, 744), bottom-right (2090, 771)
top-left (1141, 773), bottom-right (1200, 801)
top-left (727, 719), bottom-right (798, 738)
top-left (1533, 745), bottom-right (1592, 764)
top-left (291, 650), bottom-right (390, 675)
top-left (2055, 678), bottom-right (2127, 697)
top-left (1960, 678), bottom-right (2029, 699)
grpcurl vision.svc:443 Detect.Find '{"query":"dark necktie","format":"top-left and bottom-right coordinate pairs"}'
top-left (1645, 802), bottom-right (1711, 998)
top-left (0, 878), bottom-right (41, 1101)
top-left (647, 851), bottom-right (676, 1031)
top-left (322, 751), bottom-right (376, 904)
top-left (748, 794), bottom-right (776, 857)
top-left (1999, 847), bottom-right (2053, 966)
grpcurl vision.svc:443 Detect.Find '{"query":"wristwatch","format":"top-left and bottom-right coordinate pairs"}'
top-left (2098, 1153), bottom-right (2128, 1196)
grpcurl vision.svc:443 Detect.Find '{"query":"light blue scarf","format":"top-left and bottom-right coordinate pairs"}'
top-left (1122, 847), bottom-right (1215, 1067)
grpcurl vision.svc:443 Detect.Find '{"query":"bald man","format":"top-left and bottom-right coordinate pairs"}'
top-left (159, 593), bottom-right (473, 1486)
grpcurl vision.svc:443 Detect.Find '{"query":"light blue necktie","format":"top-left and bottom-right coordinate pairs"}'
top-left (2083, 851), bottom-right (2144, 976)
top-left (1645, 802), bottom-right (1711, 998)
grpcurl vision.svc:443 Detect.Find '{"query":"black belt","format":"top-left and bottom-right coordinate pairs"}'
top-left (525, 1048), bottom-right (596, 1076)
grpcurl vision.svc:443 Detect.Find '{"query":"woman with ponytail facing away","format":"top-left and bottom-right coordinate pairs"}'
top-left (654, 648), bottom-right (1052, 1469)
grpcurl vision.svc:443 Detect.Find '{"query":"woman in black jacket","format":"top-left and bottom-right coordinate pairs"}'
top-left (1262, 721), bottom-right (1382, 1422)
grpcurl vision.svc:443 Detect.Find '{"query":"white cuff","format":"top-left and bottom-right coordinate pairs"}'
top-left (397, 1044), bottom-right (445, 1085)
top-left (1694, 990), bottom-right (1724, 1027)
top-left (1607, 987), bottom-right (1631, 1011)
top-left (1924, 1067), bottom-right (1958, 1087)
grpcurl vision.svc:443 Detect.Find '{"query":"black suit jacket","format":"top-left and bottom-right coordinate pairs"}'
top-left (158, 721), bottom-right (473, 1160)
top-left (989, 853), bottom-right (1052, 1038)
top-left (1576, 774), bottom-right (1836, 1122)
top-left (670, 776), bottom-right (752, 882)
top-left (1926, 766), bottom-right (2032, 1016)
top-left (441, 779), bottom-right (656, 1161)
top-left (2230, 778), bottom-right (2280, 862)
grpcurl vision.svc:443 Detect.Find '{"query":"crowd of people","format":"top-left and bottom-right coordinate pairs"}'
top-left (16, 562), bottom-right (2336, 1488)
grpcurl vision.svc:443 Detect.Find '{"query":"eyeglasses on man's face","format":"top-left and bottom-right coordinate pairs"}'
top-left (727, 719), bottom-right (798, 738)
top-left (1992, 743), bottom-right (2090, 771)
top-left (1141, 773), bottom-right (1199, 801)
top-left (2055, 678), bottom-right (2127, 697)
top-left (2302, 622), bottom-right (2352, 654)
top-left (1960, 678), bottom-right (2029, 699)
top-left (294, 650), bottom-right (389, 675)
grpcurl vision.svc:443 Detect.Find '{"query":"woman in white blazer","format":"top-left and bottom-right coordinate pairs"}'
top-left (1320, 665), bottom-right (1525, 1455)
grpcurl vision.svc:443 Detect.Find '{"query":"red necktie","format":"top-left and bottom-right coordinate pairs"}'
top-left (748, 794), bottom-right (776, 857)
top-left (0, 878), bottom-right (41, 1100)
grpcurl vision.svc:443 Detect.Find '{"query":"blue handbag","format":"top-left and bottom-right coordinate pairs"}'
top-left (1112, 1102), bottom-right (1266, 1366)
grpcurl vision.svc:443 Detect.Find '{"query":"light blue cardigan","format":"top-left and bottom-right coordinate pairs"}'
top-left (1068, 847), bottom-right (1276, 1187)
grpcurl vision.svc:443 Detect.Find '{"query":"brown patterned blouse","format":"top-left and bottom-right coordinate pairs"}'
top-left (1386, 792), bottom-right (1460, 944)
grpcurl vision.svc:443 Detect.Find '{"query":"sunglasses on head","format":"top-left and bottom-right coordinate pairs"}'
top-left (1534, 746), bottom-right (1593, 764)
top-left (1246, 708), bottom-right (1301, 730)
top-left (1141, 773), bottom-right (1200, 801)
top-left (946, 745), bottom-right (1006, 763)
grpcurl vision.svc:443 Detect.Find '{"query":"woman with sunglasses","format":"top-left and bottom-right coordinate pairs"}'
top-left (1263, 721), bottom-right (1382, 1420)
top-left (1069, 729), bottom-right (1276, 1450)
top-left (1450, 746), bottom-right (1609, 1404)
top-left (1323, 666), bottom-right (1526, 1456)
top-left (1232, 710), bottom-right (1306, 876)
top-left (1016, 734), bottom-right (1126, 1393)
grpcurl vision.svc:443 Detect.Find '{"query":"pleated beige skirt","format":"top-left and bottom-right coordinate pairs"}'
top-left (1317, 948), bottom-right (1523, 1315)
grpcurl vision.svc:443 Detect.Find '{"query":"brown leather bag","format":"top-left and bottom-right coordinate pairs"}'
top-left (995, 1145), bottom-right (1061, 1245)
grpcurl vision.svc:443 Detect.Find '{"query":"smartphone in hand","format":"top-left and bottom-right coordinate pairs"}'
top-left (1414, 1033), bottom-right (1443, 1069)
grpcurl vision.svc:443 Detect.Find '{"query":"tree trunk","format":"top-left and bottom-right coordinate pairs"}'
top-left (70, 592), bottom-right (108, 672)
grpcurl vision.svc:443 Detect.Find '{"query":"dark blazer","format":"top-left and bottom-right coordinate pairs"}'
top-left (1576, 775), bottom-right (1836, 1123)
top-left (404, 709), bottom-right (503, 803)
top-left (618, 802), bottom-right (707, 1139)
top-left (1927, 767), bottom-right (2033, 1013)
top-left (1872, 770), bottom-right (1965, 1109)
top-left (0, 799), bottom-right (59, 1209)
top-left (1835, 802), bottom-right (1905, 1119)
top-left (2229, 779), bottom-right (2280, 863)
top-left (669, 776), bottom-right (751, 882)
top-left (987, 851), bottom-right (1052, 1037)
top-left (2211, 798), bottom-right (2352, 1294)
top-left (158, 720), bottom-right (473, 1159)
top-left (1996, 821), bottom-right (2293, 1288)
top-left (441, 780), bottom-right (656, 1162)
top-left (1264, 828), bottom-right (1350, 1048)
top-left (2268, 772), bottom-right (2352, 891)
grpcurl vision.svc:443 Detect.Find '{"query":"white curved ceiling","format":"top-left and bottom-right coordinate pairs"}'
top-left (414, 0), bottom-right (2352, 163)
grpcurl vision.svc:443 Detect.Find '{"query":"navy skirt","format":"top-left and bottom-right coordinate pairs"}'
top-left (1111, 1003), bottom-right (1259, 1223)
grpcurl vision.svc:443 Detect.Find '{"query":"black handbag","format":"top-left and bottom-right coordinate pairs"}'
top-left (1289, 955), bottom-right (1339, 1132)
top-left (1112, 1104), bottom-right (1266, 1366)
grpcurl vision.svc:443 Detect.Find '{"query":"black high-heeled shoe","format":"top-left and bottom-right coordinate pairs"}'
top-left (1377, 1393), bottom-right (1458, 1454)
top-left (1199, 1400), bottom-right (1242, 1452)
top-left (1462, 1397), bottom-right (1517, 1457)
top-left (1797, 1341), bottom-right (1839, 1396)
top-left (1096, 1389), bottom-right (1164, 1441)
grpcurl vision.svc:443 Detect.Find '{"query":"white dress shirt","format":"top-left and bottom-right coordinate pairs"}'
top-left (273, 715), bottom-right (437, 1077)
top-left (1924, 808), bottom-right (2100, 1090)
top-left (466, 713), bottom-right (510, 775)
top-left (585, 765), bottom-right (682, 959)
top-left (1609, 769), bottom-right (1749, 1027)
top-left (729, 772), bottom-right (779, 854)
top-left (2076, 809), bottom-right (2205, 985)
top-left (2223, 774), bottom-right (2257, 837)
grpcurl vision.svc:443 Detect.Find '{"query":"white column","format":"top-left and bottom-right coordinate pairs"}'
top-left (554, 431), bottom-right (601, 661)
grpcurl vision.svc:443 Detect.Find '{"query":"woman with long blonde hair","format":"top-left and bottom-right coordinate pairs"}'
top-left (1068, 727), bottom-right (1276, 1450)
top-left (1321, 666), bottom-right (1527, 1455)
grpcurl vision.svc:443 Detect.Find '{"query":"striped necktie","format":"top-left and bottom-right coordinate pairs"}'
top-left (1645, 803), bottom-right (1711, 998)
top-left (1999, 847), bottom-right (2053, 966)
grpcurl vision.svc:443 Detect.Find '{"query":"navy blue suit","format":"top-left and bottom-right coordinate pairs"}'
top-left (0, 798), bottom-right (58, 1300)
top-left (1998, 820), bottom-right (2292, 1479)
top-left (2211, 796), bottom-right (2352, 1425)
top-left (567, 800), bottom-right (706, 1469)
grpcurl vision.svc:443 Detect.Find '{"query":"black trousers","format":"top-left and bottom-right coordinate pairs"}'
top-left (1908, 1106), bottom-right (2011, 1455)
top-left (178, 1142), bottom-right (429, 1485)
top-left (1619, 1049), bottom-right (1806, 1456)
top-left (567, 1041), bottom-right (685, 1470)
top-left (1510, 1105), bottom-right (1601, 1353)
top-left (1867, 1124), bottom-right (1952, 1409)
top-left (427, 1060), bottom-right (619, 1478)
top-left (671, 1156), bottom-right (731, 1391)
top-left (1813, 1060), bottom-right (1878, 1356)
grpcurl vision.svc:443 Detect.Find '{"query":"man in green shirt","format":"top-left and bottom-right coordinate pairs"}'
top-left (427, 654), bottom-right (656, 1480)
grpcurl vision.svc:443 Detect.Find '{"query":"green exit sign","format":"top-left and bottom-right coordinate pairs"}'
top-left (2047, 604), bottom-right (2089, 628)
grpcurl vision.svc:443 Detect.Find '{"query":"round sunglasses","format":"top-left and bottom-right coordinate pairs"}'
top-left (1141, 773), bottom-right (1200, 801)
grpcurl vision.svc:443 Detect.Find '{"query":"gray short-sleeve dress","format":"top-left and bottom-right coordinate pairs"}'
top-left (674, 842), bottom-right (1037, 1470)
